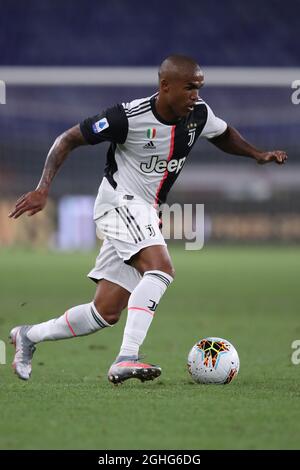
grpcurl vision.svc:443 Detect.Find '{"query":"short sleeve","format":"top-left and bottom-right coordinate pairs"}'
top-left (80, 104), bottom-right (128, 145)
top-left (200, 103), bottom-right (227, 139)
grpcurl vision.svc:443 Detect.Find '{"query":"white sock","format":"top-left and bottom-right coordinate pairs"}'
top-left (26, 302), bottom-right (111, 343)
top-left (118, 270), bottom-right (173, 358)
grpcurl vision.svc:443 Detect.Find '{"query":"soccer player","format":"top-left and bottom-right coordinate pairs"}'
top-left (8, 55), bottom-right (287, 384)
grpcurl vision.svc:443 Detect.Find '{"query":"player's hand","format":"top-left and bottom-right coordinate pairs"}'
top-left (8, 189), bottom-right (48, 219)
top-left (255, 151), bottom-right (288, 165)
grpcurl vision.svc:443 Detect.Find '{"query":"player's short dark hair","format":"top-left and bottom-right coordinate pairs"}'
top-left (158, 55), bottom-right (201, 78)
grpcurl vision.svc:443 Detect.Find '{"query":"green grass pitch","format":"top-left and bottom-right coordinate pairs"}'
top-left (0, 245), bottom-right (299, 450)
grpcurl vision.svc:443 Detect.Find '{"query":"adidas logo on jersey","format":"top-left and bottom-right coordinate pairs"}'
top-left (143, 141), bottom-right (156, 150)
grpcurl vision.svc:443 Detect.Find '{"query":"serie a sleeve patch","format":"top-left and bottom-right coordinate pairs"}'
top-left (92, 118), bottom-right (109, 134)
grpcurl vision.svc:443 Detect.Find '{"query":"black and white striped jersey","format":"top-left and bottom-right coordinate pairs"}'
top-left (80, 94), bottom-right (227, 218)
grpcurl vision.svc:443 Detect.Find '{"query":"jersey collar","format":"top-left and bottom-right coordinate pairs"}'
top-left (150, 95), bottom-right (183, 126)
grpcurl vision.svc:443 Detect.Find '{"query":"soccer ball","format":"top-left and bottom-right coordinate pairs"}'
top-left (187, 337), bottom-right (240, 384)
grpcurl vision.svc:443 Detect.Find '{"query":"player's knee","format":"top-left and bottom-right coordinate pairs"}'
top-left (103, 311), bottom-right (121, 325)
top-left (101, 308), bottom-right (122, 326)
top-left (145, 264), bottom-right (175, 279)
top-left (160, 265), bottom-right (175, 279)
top-left (168, 266), bottom-right (176, 279)
top-left (93, 300), bottom-right (122, 325)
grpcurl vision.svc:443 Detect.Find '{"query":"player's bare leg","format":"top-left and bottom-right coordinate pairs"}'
top-left (10, 279), bottom-right (130, 380)
top-left (93, 279), bottom-right (130, 325)
top-left (108, 245), bottom-right (175, 385)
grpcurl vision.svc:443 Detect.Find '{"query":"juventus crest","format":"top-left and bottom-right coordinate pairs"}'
top-left (188, 128), bottom-right (196, 147)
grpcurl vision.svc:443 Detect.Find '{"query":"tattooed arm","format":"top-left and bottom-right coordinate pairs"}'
top-left (9, 125), bottom-right (87, 218)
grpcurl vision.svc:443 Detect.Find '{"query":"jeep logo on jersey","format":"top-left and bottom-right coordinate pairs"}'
top-left (140, 156), bottom-right (186, 174)
top-left (92, 118), bottom-right (109, 134)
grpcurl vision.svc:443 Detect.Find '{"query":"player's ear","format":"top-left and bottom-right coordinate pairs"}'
top-left (160, 78), bottom-right (170, 93)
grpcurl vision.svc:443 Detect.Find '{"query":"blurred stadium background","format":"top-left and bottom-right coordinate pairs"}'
top-left (0, 0), bottom-right (299, 249)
